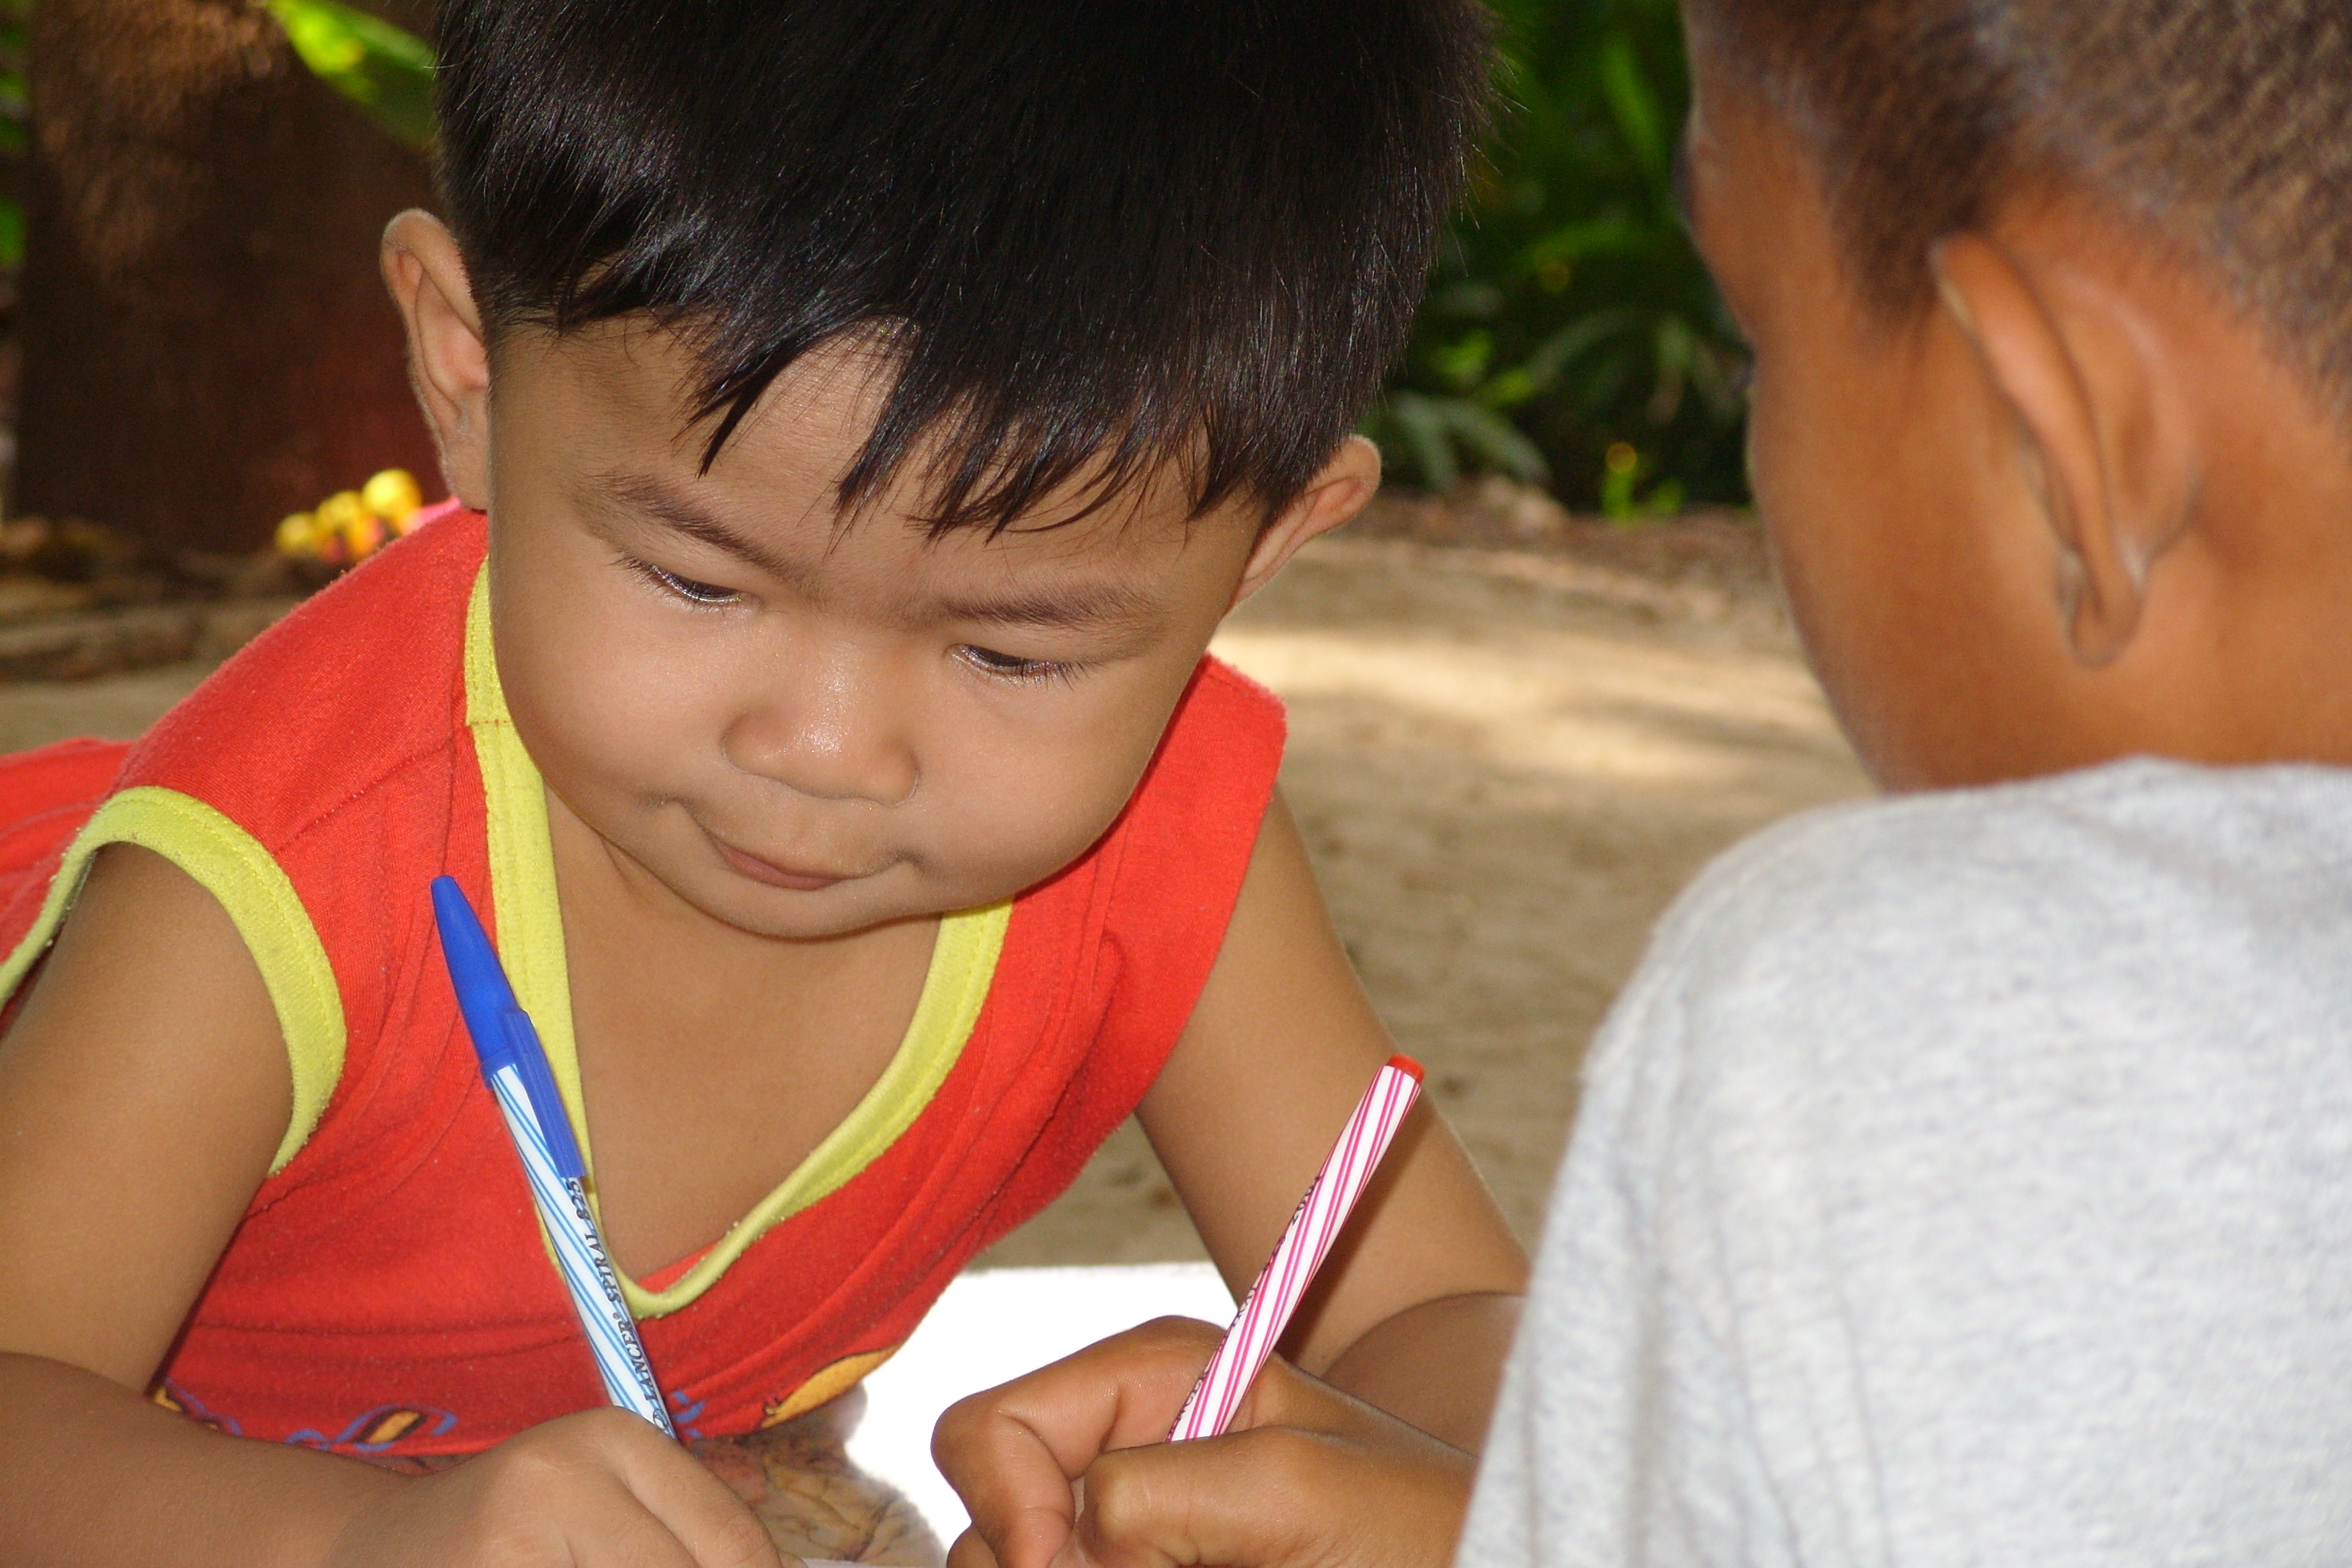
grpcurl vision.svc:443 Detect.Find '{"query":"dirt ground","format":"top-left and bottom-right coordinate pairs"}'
top-left (0, 517), bottom-right (1871, 1260)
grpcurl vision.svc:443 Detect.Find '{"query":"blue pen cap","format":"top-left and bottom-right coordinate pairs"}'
top-left (432, 876), bottom-right (519, 1076)
top-left (432, 876), bottom-right (588, 1181)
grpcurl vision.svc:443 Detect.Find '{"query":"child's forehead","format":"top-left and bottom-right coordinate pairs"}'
top-left (504, 322), bottom-right (1235, 552)
top-left (509, 321), bottom-right (888, 458)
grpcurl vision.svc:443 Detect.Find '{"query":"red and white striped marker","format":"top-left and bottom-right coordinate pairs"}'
top-left (1168, 1055), bottom-right (1425, 1442)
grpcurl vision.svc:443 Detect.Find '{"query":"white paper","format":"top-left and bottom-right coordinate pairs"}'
top-left (845, 1262), bottom-right (1235, 1544)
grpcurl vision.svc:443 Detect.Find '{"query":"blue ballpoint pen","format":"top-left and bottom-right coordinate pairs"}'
top-left (431, 875), bottom-right (676, 1436)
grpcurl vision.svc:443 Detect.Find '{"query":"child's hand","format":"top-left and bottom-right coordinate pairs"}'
top-left (934, 1317), bottom-right (1474, 1568)
top-left (331, 1408), bottom-right (788, 1568)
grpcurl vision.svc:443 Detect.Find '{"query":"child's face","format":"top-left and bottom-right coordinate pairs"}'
top-left (471, 326), bottom-right (1331, 940)
top-left (1683, 71), bottom-right (2125, 790)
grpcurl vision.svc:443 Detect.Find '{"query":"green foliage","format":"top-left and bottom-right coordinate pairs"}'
top-left (0, 0), bottom-right (27, 274)
top-left (264, 0), bottom-right (437, 153)
top-left (0, 0), bottom-right (1740, 519)
top-left (1365, 0), bottom-right (1749, 513)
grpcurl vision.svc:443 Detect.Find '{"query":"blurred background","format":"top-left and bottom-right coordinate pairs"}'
top-left (0, 0), bottom-right (1742, 553)
top-left (0, 0), bottom-right (1863, 1259)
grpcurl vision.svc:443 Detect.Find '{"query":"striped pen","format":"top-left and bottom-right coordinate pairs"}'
top-left (1169, 1054), bottom-right (1425, 1442)
top-left (432, 876), bottom-right (677, 1437)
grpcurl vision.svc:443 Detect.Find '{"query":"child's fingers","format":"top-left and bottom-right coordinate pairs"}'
top-left (935, 1317), bottom-right (1226, 1568)
top-left (1069, 1423), bottom-right (1474, 1568)
top-left (326, 1409), bottom-right (783, 1568)
top-left (572, 1409), bottom-right (785, 1568)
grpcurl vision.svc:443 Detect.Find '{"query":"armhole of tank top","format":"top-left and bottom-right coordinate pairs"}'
top-left (0, 786), bottom-right (346, 1175)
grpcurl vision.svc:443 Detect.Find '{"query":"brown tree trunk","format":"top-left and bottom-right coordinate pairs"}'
top-left (14, 0), bottom-right (440, 557)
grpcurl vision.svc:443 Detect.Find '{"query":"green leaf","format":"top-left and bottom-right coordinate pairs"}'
top-left (1597, 30), bottom-right (1668, 181)
top-left (1515, 306), bottom-right (1649, 397)
top-left (1431, 280), bottom-right (1506, 320)
top-left (1440, 400), bottom-right (1551, 484)
top-left (1516, 216), bottom-right (1657, 272)
top-left (264, 0), bottom-right (437, 151)
top-left (1647, 315), bottom-right (1693, 423)
top-left (1427, 329), bottom-right (1494, 391)
top-left (1376, 392), bottom-right (1464, 494)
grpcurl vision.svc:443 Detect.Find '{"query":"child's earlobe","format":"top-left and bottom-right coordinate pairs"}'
top-left (2009, 432), bottom-right (2121, 664)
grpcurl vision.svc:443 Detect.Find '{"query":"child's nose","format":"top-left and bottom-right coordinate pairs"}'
top-left (721, 671), bottom-right (919, 806)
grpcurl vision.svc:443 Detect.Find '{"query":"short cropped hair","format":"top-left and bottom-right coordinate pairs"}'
top-left (1686, 1), bottom-right (2352, 398)
top-left (433, 0), bottom-right (1491, 530)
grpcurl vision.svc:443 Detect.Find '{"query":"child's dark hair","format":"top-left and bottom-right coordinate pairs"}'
top-left (433, 0), bottom-right (1491, 531)
top-left (1688, 1), bottom-right (2352, 398)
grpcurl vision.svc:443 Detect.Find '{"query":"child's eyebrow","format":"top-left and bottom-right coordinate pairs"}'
top-left (929, 583), bottom-right (1162, 634)
top-left (582, 470), bottom-right (806, 584)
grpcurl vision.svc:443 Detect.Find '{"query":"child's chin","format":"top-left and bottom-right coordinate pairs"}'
top-left (695, 870), bottom-right (925, 941)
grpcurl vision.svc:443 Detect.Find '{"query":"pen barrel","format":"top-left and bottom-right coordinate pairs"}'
top-left (1170, 1060), bottom-right (1423, 1442)
top-left (488, 1064), bottom-right (677, 1436)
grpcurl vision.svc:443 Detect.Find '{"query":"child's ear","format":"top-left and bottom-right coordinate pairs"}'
top-left (1929, 230), bottom-right (2199, 667)
top-left (1230, 436), bottom-right (1384, 607)
top-left (381, 210), bottom-right (494, 512)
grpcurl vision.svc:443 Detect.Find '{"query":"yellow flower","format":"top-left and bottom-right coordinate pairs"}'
top-left (315, 490), bottom-right (367, 534)
top-left (275, 512), bottom-right (319, 556)
top-left (361, 468), bottom-right (424, 522)
top-left (342, 513), bottom-right (391, 561)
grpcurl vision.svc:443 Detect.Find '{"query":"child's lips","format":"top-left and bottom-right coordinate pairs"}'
top-left (713, 838), bottom-right (859, 891)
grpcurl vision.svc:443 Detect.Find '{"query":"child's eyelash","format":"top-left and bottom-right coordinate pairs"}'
top-left (625, 558), bottom-right (740, 605)
top-left (957, 645), bottom-right (1079, 685)
top-left (618, 563), bottom-right (1076, 682)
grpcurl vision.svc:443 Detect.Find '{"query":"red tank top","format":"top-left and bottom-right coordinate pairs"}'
top-left (0, 504), bottom-right (1283, 1456)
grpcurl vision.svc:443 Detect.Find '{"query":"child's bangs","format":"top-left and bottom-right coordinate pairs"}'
top-left (656, 311), bottom-right (1257, 540)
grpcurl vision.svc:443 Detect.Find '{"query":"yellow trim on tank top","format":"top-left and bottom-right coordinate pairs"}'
top-left (760, 1345), bottom-right (901, 1428)
top-left (0, 787), bottom-right (346, 1175)
top-left (460, 567), bottom-right (1010, 1319)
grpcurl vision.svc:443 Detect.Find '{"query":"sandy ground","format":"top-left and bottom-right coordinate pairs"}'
top-left (0, 531), bottom-right (1871, 1260)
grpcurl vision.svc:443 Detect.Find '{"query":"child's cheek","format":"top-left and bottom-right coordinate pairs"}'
top-left (937, 687), bottom-right (1172, 894)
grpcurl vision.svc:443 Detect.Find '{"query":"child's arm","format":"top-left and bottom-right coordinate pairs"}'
top-left (937, 791), bottom-right (1522, 1568)
top-left (1135, 790), bottom-right (1528, 1446)
top-left (0, 845), bottom-right (778, 1568)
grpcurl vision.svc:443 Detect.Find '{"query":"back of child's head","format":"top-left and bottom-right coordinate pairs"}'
top-left (1686, 1), bottom-right (2352, 399)
top-left (431, 0), bottom-right (1490, 533)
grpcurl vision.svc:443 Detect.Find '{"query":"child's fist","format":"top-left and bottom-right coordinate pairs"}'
top-left (932, 1317), bottom-right (1474, 1568)
top-left (328, 1407), bottom-right (788, 1568)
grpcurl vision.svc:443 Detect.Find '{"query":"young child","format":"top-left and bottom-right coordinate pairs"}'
top-left (0, 3), bottom-right (1532, 1564)
top-left (935, 1), bottom-right (2352, 1563)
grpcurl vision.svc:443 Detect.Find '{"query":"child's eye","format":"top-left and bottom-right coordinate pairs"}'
top-left (956, 644), bottom-right (1075, 685)
top-left (629, 558), bottom-right (742, 606)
